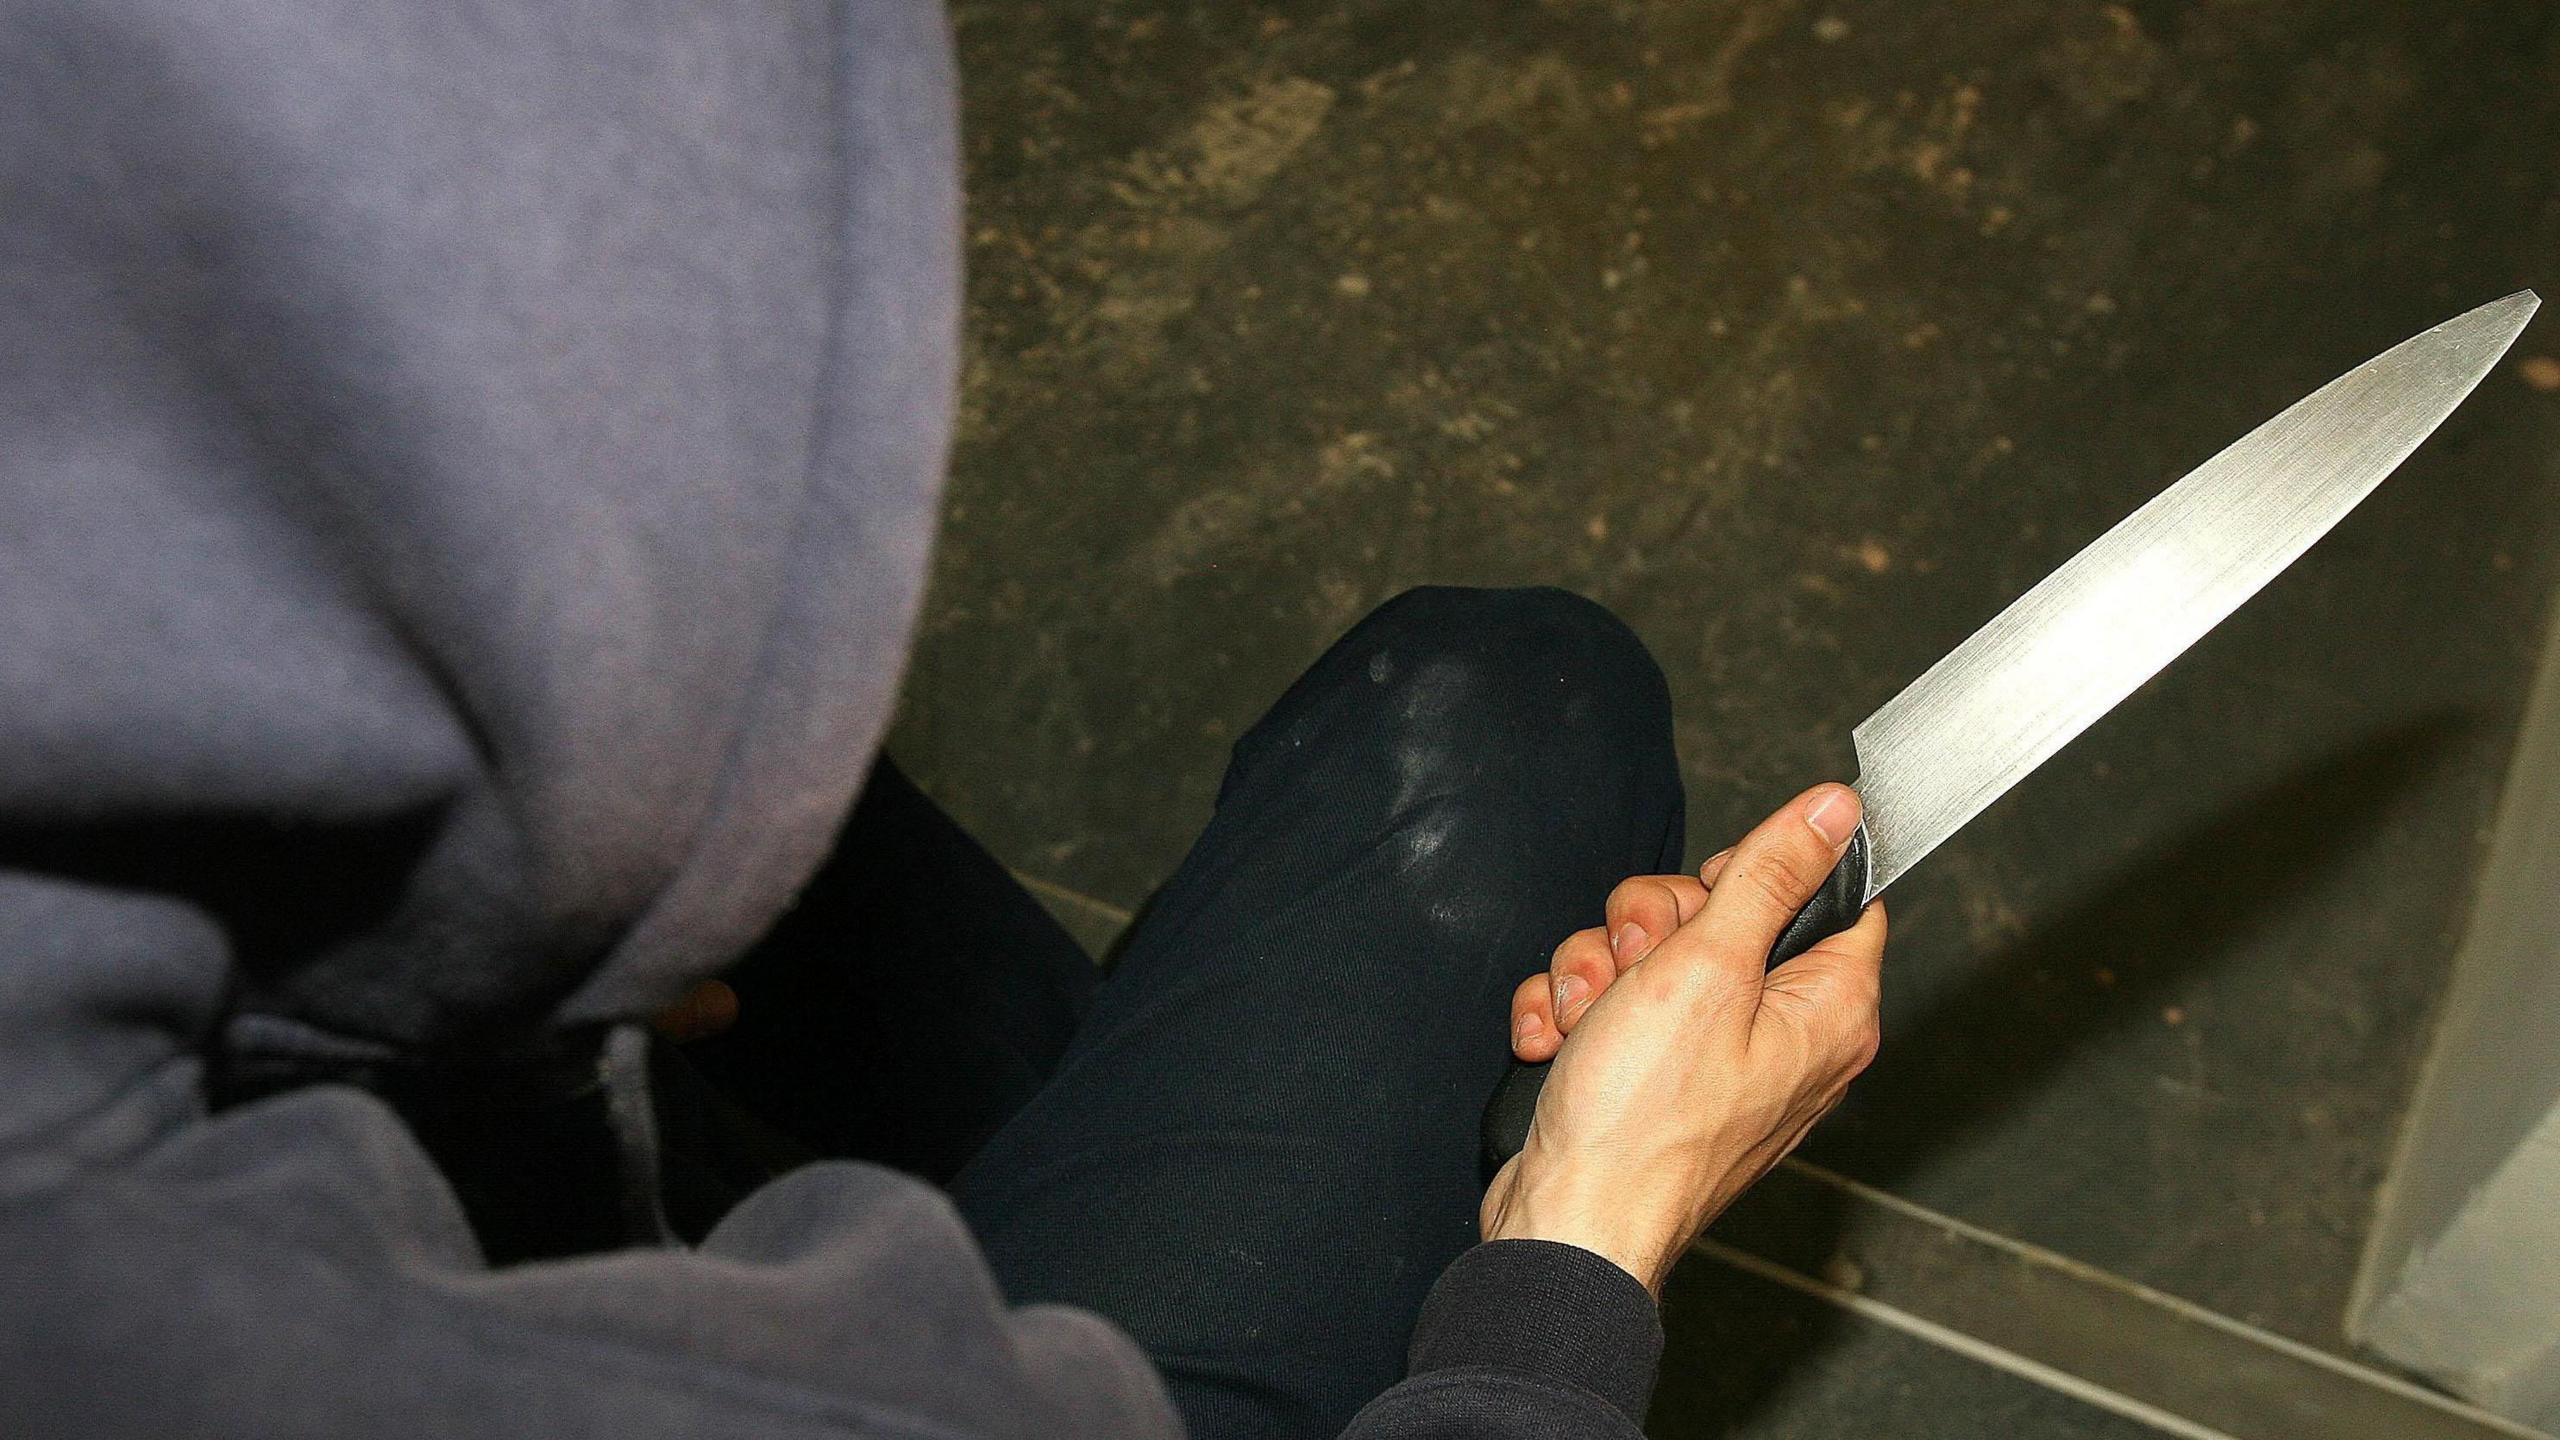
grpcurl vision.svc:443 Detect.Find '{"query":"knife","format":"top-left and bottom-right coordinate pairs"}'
top-left (1484, 290), bottom-right (2540, 1164)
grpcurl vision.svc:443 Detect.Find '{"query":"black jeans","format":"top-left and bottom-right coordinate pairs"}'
top-left (689, 586), bottom-right (1685, 1440)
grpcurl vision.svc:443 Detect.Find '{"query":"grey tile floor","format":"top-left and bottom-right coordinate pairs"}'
top-left (1652, 1251), bottom-right (2181, 1440)
top-left (896, 1), bottom-right (2560, 1433)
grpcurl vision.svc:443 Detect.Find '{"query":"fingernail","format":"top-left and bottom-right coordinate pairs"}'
top-left (1701, 847), bottom-right (1733, 882)
top-left (1804, 784), bottom-right (1861, 848)
top-left (1611, 921), bottom-right (1649, 960)
top-left (1514, 1011), bottom-right (1540, 1045)
top-left (1553, 972), bottom-right (1590, 1021)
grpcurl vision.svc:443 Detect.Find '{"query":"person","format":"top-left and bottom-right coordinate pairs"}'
top-left (0, 2), bottom-right (1885, 1437)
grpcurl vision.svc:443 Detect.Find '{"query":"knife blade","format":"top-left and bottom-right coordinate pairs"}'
top-left (1485, 290), bottom-right (2539, 1164)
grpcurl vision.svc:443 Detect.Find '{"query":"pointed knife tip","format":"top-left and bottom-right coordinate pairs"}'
top-left (2445, 290), bottom-right (2539, 355)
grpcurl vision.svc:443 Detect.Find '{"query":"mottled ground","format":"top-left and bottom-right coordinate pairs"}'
top-left (891, 2), bottom-right (2560, 1432)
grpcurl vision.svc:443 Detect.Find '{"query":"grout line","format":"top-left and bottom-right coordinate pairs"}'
top-left (1772, 1158), bottom-right (2551, 1439)
top-left (1695, 1237), bottom-right (2246, 1440)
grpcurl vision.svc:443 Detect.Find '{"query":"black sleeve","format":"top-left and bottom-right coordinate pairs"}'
top-left (1338, 1240), bottom-right (1664, 1437)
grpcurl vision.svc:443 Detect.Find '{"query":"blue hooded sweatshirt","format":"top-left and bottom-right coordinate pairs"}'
top-left (0, 3), bottom-right (1660, 1434)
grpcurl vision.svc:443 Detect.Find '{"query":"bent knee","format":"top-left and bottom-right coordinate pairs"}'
top-left (1358, 587), bottom-right (1661, 713)
top-left (1347, 586), bottom-right (1669, 758)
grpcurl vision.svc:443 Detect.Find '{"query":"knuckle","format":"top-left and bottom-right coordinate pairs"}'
top-left (1551, 926), bottom-right (1603, 966)
top-left (1825, 965), bottom-right (1882, 1016)
top-left (1618, 956), bottom-right (1685, 1009)
top-left (1822, 970), bottom-right (1881, 1031)
top-left (1645, 952), bottom-right (1748, 1016)
top-left (1607, 875), bottom-right (1674, 931)
top-left (1553, 928), bottom-right (1610, 975)
top-left (1838, 1014), bottom-right (1883, 1070)
top-left (1734, 849), bottom-right (1818, 914)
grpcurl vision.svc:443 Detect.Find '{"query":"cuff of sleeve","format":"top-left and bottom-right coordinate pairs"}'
top-left (1404, 1240), bottom-right (1664, 1424)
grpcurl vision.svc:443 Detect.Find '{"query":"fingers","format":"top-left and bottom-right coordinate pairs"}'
top-left (1541, 874), bottom-right (1712, 1049)
top-left (1510, 823), bottom-right (1845, 1063)
top-left (1547, 925), bottom-right (1616, 1033)
top-left (1682, 783), bottom-right (1865, 978)
top-left (1511, 971), bottom-right (1563, 1061)
top-left (1512, 924), bottom-right (1630, 1059)
top-left (1599, 874), bottom-right (1710, 971)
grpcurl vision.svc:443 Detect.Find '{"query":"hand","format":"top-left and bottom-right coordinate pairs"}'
top-left (1479, 783), bottom-right (1886, 1295)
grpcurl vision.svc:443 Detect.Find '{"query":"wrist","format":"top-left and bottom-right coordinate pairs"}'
top-left (1484, 1221), bottom-right (1665, 1296)
top-left (1483, 1159), bottom-right (1688, 1295)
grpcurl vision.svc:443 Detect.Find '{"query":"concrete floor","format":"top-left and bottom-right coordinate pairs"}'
top-left (892, 2), bottom-right (2560, 1433)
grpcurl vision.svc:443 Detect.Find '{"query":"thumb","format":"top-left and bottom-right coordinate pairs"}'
top-left (1688, 783), bottom-right (1863, 968)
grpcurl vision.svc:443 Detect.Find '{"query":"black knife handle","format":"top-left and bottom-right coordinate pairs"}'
top-left (1480, 823), bottom-right (1872, 1166)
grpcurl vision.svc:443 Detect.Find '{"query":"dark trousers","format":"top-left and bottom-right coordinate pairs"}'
top-left (688, 587), bottom-right (1685, 1439)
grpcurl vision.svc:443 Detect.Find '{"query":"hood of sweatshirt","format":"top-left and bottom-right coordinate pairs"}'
top-left (0, 0), bottom-right (958, 1064)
